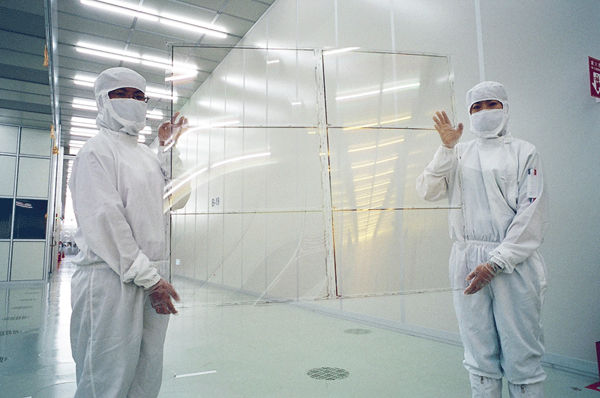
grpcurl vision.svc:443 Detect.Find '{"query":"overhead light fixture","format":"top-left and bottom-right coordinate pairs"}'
top-left (71, 97), bottom-right (98, 111)
top-left (68, 140), bottom-right (87, 148)
top-left (70, 127), bottom-right (99, 137)
top-left (323, 47), bottom-right (360, 56)
top-left (336, 81), bottom-right (421, 102)
top-left (75, 42), bottom-right (198, 81)
top-left (80, 0), bottom-right (158, 21)
top-left (266, 59), bottom-right (280, 65)
top-left (80, 0), bottom-right (228, 38)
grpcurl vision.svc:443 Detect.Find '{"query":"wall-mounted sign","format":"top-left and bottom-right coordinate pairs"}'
top-left (590, 56), bottom-right (600, 99)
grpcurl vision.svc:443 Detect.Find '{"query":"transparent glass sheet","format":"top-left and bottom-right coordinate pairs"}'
top-left (171, 46), bottom-right (319, 128)
top-left (168, 46), bottom-right (454, 309)
top-left (324, 50), bottom-right (453, 129)
top-left (329, 128), bottom-right (448, 210)
top-left (169, 46), bottom-right (329, 303)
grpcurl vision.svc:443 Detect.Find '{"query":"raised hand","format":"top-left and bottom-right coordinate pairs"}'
top-left (433, 111), bottom-right (463, 148)
top-left (158, 112), bottom-right (188, 146)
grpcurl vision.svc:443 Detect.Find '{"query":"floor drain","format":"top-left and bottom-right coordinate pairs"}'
top-left (344, 328), bottom-right (372, 335)
top-left (307, 367), bottom-right (349, 380)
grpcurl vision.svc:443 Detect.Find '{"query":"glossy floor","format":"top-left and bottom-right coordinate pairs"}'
top-left (0, 258), bottom-right (597, 397)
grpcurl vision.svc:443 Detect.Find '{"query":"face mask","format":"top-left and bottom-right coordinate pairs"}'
top-left (469, 109), bottom-right (507, 139)
top-left (106, 98), bottom-right (147, 135)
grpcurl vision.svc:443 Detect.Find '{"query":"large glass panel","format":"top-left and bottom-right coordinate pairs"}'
top-left (324, 51), bottom-right (453, 128)
top-left (328, 128), bottom-right (446, 210)
top-left (20, 128), bottom-right (51, 156)
top-left (0, 198), bottom-right (12, 239)
top-left (0, 155), bottom-right (16, 196)
top-left (0, 241), bottom-right (9, 281)
top-left (10, 241), bottom-right (45, 281)
top-left (13, 199), bottom-right (48, 239)
top-left (172, 47), bottom-right (319, 128)
top-left (0, 125), bottom-right (18, 153)
top-left (17, 157), bottom-right (50, 198)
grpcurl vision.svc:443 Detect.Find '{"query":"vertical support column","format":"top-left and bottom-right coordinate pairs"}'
top-left (315, 49), bottom-right (338, 298)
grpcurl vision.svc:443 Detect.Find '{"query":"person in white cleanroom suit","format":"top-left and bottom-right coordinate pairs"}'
top-left (69, 67), bottom-right (188, 398)
top-left (416, 81), bottom-right (548, 398)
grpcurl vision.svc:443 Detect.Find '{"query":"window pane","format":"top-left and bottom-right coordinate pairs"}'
top-left (0, 241), bottom-right (8, 281)
top-left (0, 198), bottom-right (12, 239)
top-left (17, 157), bottom-right (50, 198)
top-left (0, 125), bottom-right (18, 153)
top-left (13, 199), bottom-right (47, 239)
top-left (20, 128), bottom-right (51, 156)
top-left (0, 155), bottom-right (16, 196)
top-left (10, 241), bottom-right (45, 281)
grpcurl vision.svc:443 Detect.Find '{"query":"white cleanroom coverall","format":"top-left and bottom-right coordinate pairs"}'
top-left (416, 81), bottom-right (548, 398)
top-left (70, 67), bottom-right (184, 398)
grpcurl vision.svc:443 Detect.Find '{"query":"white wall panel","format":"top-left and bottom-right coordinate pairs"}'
top-left (17, 157), bottom-right (50, 198)
top-left (0, 241), bottom-right (9, 281)
top-left (20, 128), bottom-right (51, 156)
top-left (0, 125), bottom-right (18, 154)
top-left (10, 241), bottom-right (45, 281)
top-left (0, 156), bottom-right (16, 197)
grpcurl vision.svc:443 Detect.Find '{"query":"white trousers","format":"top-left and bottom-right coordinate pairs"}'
top-left (70, 264), bottom-right (169, 398)
top-left (451, 242), bottom-right (547, 385)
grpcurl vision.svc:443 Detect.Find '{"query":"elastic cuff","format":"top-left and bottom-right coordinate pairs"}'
top-left (123, 251), bottom-right (161, 289)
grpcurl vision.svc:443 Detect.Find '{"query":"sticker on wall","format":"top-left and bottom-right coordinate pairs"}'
top-left (590, 56), bottom-right (600, 100)
top-left (1, 316), bottom-right (28, 321)
top-left (0, 330), bottom-right (21, 337)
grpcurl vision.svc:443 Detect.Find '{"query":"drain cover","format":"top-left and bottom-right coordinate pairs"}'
top-left (307, 367), bottom-right (349, 380)
top-left (344, 328), bottom-right (371, 335)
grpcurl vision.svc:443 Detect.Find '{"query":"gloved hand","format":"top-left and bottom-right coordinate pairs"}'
top-left (464, 262), bottom-right (502, 295)
top-left (433, 110), bottom-right (463, 148)
top-left (159, 111), bottom-right (188, 147)
top-left (148, 278), bottom-right (180, 315)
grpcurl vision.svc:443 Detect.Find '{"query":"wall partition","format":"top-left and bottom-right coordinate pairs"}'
top-left (170, 46), bottom-right (457, 337)
top-left (0, 125), bottom-right (51, 282)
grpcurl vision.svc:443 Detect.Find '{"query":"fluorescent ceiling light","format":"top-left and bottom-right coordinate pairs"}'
top-left (68, 140), bottom-right (87, 148)
top-left (70, 127), bottom-right (99, 137)
top-left (159, 13), bottom-right (227, 38)
top-left (323, 47), bottom-right (360, 56)
top-left (336, 82), bottom-right (421, 102)
top-left (80, 0), bottom-right (227, 38)
top-left (80, 0), bottom-right (158, 21)
top-left (266, 59), bottom-right (280, 65)
top-left (75, 42), bottom-right (198, 79)
top-left (71, 116), bottom-right (97, 125)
